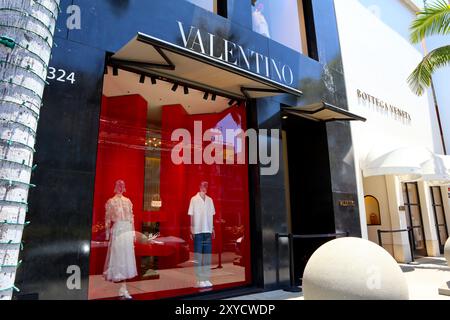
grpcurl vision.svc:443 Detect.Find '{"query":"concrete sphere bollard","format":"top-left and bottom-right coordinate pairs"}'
top-left (303, 237), bottom-right (409, 300)
top-left (445, 238), bottom-right (450, 267)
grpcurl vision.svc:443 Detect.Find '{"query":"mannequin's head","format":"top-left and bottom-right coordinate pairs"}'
top-left (252, 0), bottom-right (264, 11)
top-left (114, 180), bottom-right (126, 195)
top-left (199, 181), bottom-right (208, 195)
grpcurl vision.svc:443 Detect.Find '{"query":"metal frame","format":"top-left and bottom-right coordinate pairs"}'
top-left (430, 186), bottom-right (449, 254)
top-left (377, 228), bottom-right (415, 262)
top-left (403, 182), bottom-right (428, 257)
top-left (275, 232), bottom-right (349, 292)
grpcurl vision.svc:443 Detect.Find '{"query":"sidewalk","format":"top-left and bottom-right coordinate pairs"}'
top-left (228, 257), bottom-right (450, 300)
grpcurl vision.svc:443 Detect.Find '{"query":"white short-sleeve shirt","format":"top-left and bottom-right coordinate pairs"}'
top-left (188, 193), bottom-right (215, 234)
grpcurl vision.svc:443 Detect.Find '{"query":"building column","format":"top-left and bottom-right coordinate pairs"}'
top-left (417, 181), bottom-right (441, 257)
top-left (385, 176), bottom-right (412, 263)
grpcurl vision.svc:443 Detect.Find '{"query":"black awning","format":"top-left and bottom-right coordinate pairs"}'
top-left (108, 33), bottom-right (303, 100)
top-left (282, 102), bottom-right (366, 122)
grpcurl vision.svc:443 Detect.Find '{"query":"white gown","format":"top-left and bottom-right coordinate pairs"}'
top-left (252, 9), bottom-right (271, 38)
top-left (103, 195), bottom-right (138, 282)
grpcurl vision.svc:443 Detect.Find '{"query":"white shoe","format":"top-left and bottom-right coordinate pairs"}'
top-left (119, 287), bottom-right (133, 300)
top-left (194, 281), bottom-right (204, 288)
top-left (204, 280), bottom-right (213, 287)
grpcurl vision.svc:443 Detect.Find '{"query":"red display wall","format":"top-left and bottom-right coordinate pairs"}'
top-left (89, 95), bottom-right (147, 276)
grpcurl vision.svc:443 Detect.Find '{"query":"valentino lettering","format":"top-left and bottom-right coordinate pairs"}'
top-left (177, 21), bottom-right (294, 86)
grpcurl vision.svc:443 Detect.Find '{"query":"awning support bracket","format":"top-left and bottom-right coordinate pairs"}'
top-left (240, 87), bottom-right (286, 99)
top-left (109, 43), bottom-right (175, 71)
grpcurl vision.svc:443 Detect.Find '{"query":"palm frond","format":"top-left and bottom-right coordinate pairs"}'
top-left (410, 0), bottom-right (450, 43)
top-left (408, 45), bottom-right (450, 95)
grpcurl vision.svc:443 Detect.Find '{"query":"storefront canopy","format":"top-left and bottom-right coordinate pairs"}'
top-left (362, 146), bottom-right (450, 184)
top-left (282, 102), bottom-right (366, 122)
top-left (421, 154), bottom-right (450, 186)
top-left (109, 33), bottom-right (303, 100)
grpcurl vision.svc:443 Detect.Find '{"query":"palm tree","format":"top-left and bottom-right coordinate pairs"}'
top-left (408, 0), bottom-right (450, 96)
top-left (0, 0), bottom-right (60, 300)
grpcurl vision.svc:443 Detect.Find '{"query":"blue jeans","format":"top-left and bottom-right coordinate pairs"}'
top-left (194, 233), bottom-right (212, 282)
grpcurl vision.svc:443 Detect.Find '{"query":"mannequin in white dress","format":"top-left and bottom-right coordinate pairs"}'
top-left (252, 0), bottom-right (271, 38)
top-left (104, 180), bottom-right (137, 300)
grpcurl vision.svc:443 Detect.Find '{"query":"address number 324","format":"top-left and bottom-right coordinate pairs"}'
top-left (47, 67), bottom-right (76, 84)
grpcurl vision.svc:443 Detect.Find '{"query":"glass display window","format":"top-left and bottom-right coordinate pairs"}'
top-left (251, 0), bottom-right (309, 54)
top-left (186, 0), bottom-right (218, 13)
top-left (88, 67), bottom-right (251, 300)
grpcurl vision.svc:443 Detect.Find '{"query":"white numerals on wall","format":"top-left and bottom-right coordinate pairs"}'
top-left (47, 67), bottom-right (76, 85)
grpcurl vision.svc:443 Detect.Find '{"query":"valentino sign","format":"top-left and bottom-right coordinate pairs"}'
top-left (177, 21), bottom-right (294, 86)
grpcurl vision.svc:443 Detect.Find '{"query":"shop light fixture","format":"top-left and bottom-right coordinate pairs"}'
top-left (112, 67), bottom-right (119, 76)
top-left (139, 74), bottom-right (145, 84)
top-left (282, 115), bottom-right (288, 120)
top-left (184, 86), bottom-right (189, 95)
top-left (203, 92), bottom-right (209, 100)
top-left (151, 77), bottom-right (157, 85)
top-left (171, 83), bottom-right (178, 92)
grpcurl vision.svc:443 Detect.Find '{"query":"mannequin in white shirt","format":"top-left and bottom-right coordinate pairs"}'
top-left (188, 181), bottom-right (216, 289)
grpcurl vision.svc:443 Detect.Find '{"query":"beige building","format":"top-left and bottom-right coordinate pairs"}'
top-left (335, 0), bottom-right (450, 262)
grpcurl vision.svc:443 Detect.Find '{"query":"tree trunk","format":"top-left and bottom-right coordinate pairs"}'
top-left (0, 0), bottom-right (60, 300)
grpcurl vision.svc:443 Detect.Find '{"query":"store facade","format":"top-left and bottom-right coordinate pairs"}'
top-left (10, 0), bottom-right (363, 300)
top-left (335, 0), bottom-right (450, 263)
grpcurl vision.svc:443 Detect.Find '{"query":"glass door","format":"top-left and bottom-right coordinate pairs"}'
top-left (402, 183), bottom-right (427, 257)
top-left (430, 187), bottom-right (449, 254)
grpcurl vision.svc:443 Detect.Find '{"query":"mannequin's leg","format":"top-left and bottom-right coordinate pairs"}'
top-left (194, 234), bottom-right (203, 284)
top-left (204, 233), bottom-right (212, 283)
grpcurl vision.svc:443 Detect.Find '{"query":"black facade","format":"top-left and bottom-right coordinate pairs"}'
top-left (14, 0), bottom-right (361, 300)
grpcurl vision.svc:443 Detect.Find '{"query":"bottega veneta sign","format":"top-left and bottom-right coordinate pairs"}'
top-left (357, 89), bottom-right (412, 122)
top-left (177, 21), bottom-right (294, 86)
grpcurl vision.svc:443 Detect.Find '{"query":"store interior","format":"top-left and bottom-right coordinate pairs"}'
top-left (88, 67), bottom-right (252, 300)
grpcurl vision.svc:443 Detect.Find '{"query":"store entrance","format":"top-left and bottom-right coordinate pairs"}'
top-left (282, 113), bottom-right (336, 285)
